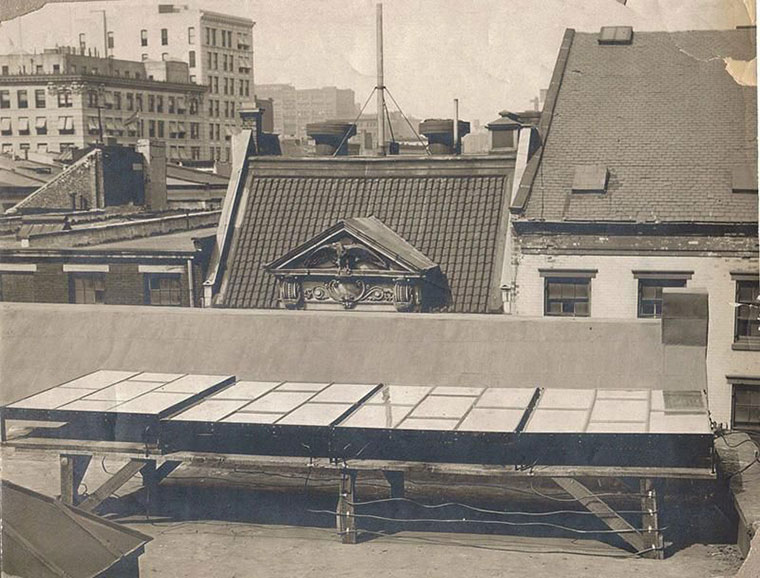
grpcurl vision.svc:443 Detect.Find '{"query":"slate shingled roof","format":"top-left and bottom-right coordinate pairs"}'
top-left (219, 157), bottom-right (512, 313)
top-left (516, 28), bottom-right (758, 224)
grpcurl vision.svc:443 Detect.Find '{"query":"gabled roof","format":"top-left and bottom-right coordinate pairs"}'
top-left (513, 28), bottom-right (758, 225)
top-left (266, 216), bottom-right (437, 274)
top-left (218, 156), bottom-right (513, 313)
top-left (1, 479), bottom-right (151, 578)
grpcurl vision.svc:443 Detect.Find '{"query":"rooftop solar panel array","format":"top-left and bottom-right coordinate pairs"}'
top-left (1, 372), bottom-right (715, 468)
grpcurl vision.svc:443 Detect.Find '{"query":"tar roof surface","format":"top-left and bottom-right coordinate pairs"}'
top-left (520, 28), bottom-right (758, 224)
top-left (221, 157), bottom-right (512, 313)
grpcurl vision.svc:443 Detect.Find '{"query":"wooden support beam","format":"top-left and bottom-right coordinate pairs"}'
top-left (155, 459), bottom-right (182, 483)
top-left (640, 478), bottom-right (664, 559)
top-left (337, 470), bottom-right (358, 544)
top-left (552, 477), bottom-right (647, 555)
top-left (383, 471), bottom-right (405, 498)
top-left (59, 454), bottom-right (91, 506)
top-left (78, 458), bottom-right (151, 513)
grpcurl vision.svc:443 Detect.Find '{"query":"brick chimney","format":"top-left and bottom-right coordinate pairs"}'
top-left (136, 139), bottom-right (167, 211)
top-left (419, 119), bottom-right (470, 155)
top-left (306, 122), bottom-right (357, 156)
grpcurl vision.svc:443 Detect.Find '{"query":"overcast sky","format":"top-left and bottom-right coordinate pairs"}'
top-left (1, 0), bottom-right (755, 123)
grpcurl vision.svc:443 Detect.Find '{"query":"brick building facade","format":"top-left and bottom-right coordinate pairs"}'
top-left (0, 50), bottom-right (207, 161)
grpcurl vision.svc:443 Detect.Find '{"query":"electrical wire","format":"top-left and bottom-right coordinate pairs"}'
top-left (331, 87), bottom-right (377, 157)
top-left (384, 87), bottom-right (431, 155)
top-left (727, 455), bottom-right (760, 480)
top-left (308, 509), bottom-right (662, 535)
top-left (345, 496), bottom-right (649, 517)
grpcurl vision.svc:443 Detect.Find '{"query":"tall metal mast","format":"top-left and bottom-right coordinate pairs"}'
top-left (376, 3), bottom-right (386, 156)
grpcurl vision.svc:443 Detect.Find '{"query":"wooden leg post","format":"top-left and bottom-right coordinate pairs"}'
top-left (59, 454), bottom-right (91, 506)
top-left (383, 471), bottom-right (405, 498)
top-left (140, 460), bottom-right (158, 514)
top-left (640, 478), bottom-right (664, 559)
top-left (337, 470), bottom-right (358, 544)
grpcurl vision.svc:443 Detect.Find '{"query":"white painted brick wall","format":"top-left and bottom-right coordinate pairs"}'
top-left (513, 253), bottom-right (760, 424)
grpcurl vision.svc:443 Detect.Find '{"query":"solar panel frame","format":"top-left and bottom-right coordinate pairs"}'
top-left (0, 371), bottom-right (235, 444)
top-left (160, 382), bottom-right (385, 457)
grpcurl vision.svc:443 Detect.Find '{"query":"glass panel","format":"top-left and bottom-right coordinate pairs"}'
top-left (574, 282), bottom-right (589, 298)
top-left (548, 283), bottom-right (562, 299)
top-left (574, 301), bottom-right (589, 316)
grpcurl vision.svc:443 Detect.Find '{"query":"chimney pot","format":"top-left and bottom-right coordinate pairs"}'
top-left (419, 119), bottom-right (470, 155)
top-left (306, 121), bottom-right (357, 156)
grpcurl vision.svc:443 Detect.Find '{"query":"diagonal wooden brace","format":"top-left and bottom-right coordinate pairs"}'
top-left (78, 458), bottom-right (152, 513)
top-left (552, 477), bottom-right (648, 555)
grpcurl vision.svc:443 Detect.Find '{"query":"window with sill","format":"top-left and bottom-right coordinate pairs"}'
top-left (734, 277), bottom-right (760, 347)
top-left (144, 274), bottom-right (182, 306)
top-left (70, 274), bottom-right (105, 304)
top-left (541, 271), bottom-right (596, 317)
top-left (731, 380), bottom-right (760, 432)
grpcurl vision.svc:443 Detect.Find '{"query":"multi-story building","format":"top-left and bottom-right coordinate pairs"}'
top-left (507, 27), bottom-right (759, 427)
top-left (0, 49), bottom-right (207, 161)
top-left (256, 84), bottom-right (357, 140)
top-left (254, 84), bottom-right (297, 137)
top-left (1, 2), bottom-right (254, 163)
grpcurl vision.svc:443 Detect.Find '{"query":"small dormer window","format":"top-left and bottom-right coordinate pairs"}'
top-left (598, 26), bottom-right (634, 45)
top-left (572, 165), bottom-right (609, 193)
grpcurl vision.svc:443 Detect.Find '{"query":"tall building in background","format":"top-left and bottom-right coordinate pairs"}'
top-left (4, 3), bottom-right (255, 162)
top-left (0, 49), bottom-right (206, 160)
top-left (257, 84), bottom-right (357, 140)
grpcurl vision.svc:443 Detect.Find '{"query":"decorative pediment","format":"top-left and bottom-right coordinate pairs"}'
top-left (264, 217), bottom-right (448, 312)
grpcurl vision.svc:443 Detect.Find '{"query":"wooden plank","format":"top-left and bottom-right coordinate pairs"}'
top-left (552, 477), bottom-right (647, 554)
top-left (640, 478), bottom-right (664, 559)
top-left (78, 459), bottom-right (150, 513)
top-left (337, 470), bottom-right (357, 544)
top-left (3, 438), bottom-right (717, 480)
top-left (59, 454), bottom-right (91, 506)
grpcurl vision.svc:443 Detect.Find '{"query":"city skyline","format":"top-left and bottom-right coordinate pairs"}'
top-left (0, 0), bottom-right (754, 124)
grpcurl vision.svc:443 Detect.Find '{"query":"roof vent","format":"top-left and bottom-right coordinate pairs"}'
top-left (598, 26), bottom-right (633, 45)
top-left (732, 166), bottom-right (758, 193)
top-left (572, 165), bottom-right (609, 193)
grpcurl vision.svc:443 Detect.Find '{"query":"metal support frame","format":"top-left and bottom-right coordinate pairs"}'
top-left (337, 469), bottom-right (358, 544)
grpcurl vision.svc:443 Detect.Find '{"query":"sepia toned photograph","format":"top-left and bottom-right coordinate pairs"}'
top-left (0, 0), bottom-right (758, 576)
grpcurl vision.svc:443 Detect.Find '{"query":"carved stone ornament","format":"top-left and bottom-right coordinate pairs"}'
top-left (279, 277), bottom-right (302, 309)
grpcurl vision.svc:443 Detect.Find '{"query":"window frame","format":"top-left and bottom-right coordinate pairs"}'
top-left (730, 377), bottom-right (760, 432)
top-left (144, 273), bottom-right (183, 306)
top-left (69, 273), bottom-right (106, 305)
top-left (539, 270), bottom-right (596, 318)
top-left (733, 273), bottom-right (760, 350)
